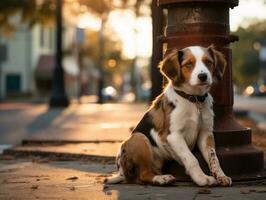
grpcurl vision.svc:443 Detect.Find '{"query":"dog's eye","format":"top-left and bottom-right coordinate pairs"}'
top-left (184, 63), bottom-right (193, 69)
top-left (205, 60), bottom-right (213, 67)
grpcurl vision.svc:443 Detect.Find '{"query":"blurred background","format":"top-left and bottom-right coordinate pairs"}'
top-left (0, 0), bottom-right (265, 102)
top-left (0, 0), bottom-right (153, 103)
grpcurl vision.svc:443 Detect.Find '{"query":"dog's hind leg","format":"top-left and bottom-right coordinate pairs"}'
top-left (126, 133), bottom-right (175, 186)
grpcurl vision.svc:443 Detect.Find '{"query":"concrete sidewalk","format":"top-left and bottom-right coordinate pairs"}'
top-left (0, 102), bottom-right (148, 159)
top-left (0, 101), bottom-right (266, 199)
top-left (0, 102), bottom-right (147, 145)
top-left (0, 157), bottom-right (266, 200)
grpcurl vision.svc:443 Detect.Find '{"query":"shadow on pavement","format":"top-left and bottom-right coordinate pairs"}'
top-left (26, 108), bottom-right (65, 135)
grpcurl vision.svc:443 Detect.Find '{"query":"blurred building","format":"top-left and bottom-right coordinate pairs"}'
top-left (0, 14), bottom-right (79, 100)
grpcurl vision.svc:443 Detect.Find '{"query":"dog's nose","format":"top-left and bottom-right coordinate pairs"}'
top-left (198, 73), bottom-right (207, 82)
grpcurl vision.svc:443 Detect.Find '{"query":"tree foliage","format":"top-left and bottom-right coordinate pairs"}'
top-left (0, 0), bottom-right (148, 36)
top-left (232, 21), bottom-right (266, 87)
top-left (0, 0), bottom-right (55, 35)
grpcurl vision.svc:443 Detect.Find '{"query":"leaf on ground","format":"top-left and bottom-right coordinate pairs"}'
top-left (66, 176), bottom-right (78, 181)
top-left (70, 186), bottom-right (75, 191)
top-left (256, 190), bottom-right (266, 193)
top-left (198, 188), bottom-right (211, 194)
top-left (211, 195), bottom-right (223, 198)
top-left (103, 185), bottom-right (109, 190)
top-left (240, 189), bottom-right (250, 194)
top-left (1, 179), bottom-right (7, 184)
top-left (31, 185), bottom-right (38, 190)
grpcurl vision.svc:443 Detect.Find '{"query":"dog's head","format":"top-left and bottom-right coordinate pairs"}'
top-left (159, 45), bottom-right (226, 92)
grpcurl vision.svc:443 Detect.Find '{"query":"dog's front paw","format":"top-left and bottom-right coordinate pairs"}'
top-left (152, 175), bottom-right (176, 186)
top-left (216, 176), bottom-right (232, 186)
top-left (194, 175), bottom-right (217, 187)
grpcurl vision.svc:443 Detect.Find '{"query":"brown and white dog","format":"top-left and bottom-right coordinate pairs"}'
top-left (105, 45), bottom-right (232, 187)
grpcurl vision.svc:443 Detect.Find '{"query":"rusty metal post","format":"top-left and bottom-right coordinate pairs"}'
top-left (158, 0), bottom-right (265, 181)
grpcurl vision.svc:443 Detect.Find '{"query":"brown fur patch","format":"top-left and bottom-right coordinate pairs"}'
top-left (120, 133), bottom-right (156, 184)
top-left (148, 94), bottom-right (175, 141)
top-left (181, 66), bottom-right (193, 82)
top-left (209, 148), bottom-right (219, 178)
top-left (180, 48), bottom-right (196, 83)
top-left (206, 135), bottom-right (218, 177)
top-left (206, 135), bottom-right (215, 149)
top-left (207, 45), bottom-right (227, 81)
top-left (159, 49), bottom-right (184, 86)
top-left (202, 55), bottom-right (214, 72)
top-left (181, 48), bottom-right (196, 67)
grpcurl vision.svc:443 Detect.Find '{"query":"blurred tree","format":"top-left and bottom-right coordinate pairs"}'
top-left (0, 0), bottom-right (55, 35)
top-left (232, 21), bottom-right (266, 87)
top-left (0, 0), bottom-right (152, 102)
top-left (76, 0), bottom-right (148, 103)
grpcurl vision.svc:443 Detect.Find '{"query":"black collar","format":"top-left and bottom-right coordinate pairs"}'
top-left (174, 89), bottom-right (208, 103)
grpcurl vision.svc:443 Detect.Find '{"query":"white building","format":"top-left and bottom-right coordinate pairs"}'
top-left (0, 16), bottom-right (78, 100)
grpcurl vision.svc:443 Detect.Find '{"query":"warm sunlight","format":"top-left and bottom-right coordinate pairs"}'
top-left (77, 12), bottom-right (101, 31)
top-left (108, 10), bottom-right (152, 59)
top-left (75, 0), bottom-right (266, 59)
top-left (230, 0), bottom-right (266, 31)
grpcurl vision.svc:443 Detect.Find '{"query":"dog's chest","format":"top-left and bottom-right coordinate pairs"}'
top-left (170, 102), bottom-right (202, 149)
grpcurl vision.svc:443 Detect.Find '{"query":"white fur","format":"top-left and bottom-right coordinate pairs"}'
top-left (188, 46), bottom-right (213, 86)
top-left (105, 173), bottom-right (125, 184)
top-left (152, 175), bottom-right (176, 185)
top-left (105, 146), bottom-right (125, 184)
top-left (150, 129), bottom-right (171, 159)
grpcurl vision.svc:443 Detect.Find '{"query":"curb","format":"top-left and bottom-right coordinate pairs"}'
top-left (22, 139), bottom-right (123, 145)
top-left (3, 148), bottom-right (116, 163)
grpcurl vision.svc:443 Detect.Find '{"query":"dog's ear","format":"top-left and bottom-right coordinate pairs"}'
top-left (207, 45), bottom-right (227, 81)
top-left (159, 49), bottom-right (183, 82)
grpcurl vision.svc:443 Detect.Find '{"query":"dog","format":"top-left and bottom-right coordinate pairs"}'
top-left (105, 45), bottom-right (232, 186)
